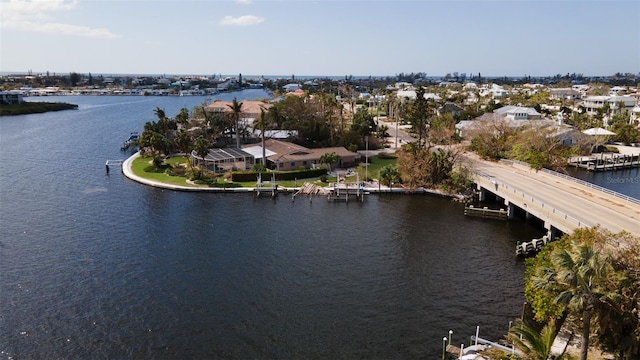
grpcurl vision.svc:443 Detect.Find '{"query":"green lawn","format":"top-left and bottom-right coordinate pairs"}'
top-left (131, 156), bottom-right (334, 188)
top-left (131, 156), bottom-right (201, 187)
top-left (352, 154), bottom-right (397, 181)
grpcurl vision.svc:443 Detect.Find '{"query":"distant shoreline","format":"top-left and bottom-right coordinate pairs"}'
top-left (0, 101), bottom-right (78, 116)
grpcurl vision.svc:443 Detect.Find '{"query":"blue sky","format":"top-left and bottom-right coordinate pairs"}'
top-left (1, 0), bottom-right (638, 77)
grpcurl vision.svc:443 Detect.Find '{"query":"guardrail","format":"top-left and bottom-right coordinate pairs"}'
top-left (474, 171), bottom-right (592, 231)
top-left (500, 159), bottom-right (640, 206)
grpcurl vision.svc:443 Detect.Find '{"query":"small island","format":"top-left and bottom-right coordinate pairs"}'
top-left (0, 101), bottom-right (79, 116)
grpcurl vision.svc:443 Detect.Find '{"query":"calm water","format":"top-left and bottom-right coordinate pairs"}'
top-left (566, 167), bottom-right (640, 200)
top-left (0, 94), bottom-right (556, 358)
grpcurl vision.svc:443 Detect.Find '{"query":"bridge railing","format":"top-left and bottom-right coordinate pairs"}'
top-left (474, 170), bottom-right (592, 230)
top-left (500, 159), bottom-right (640, 206)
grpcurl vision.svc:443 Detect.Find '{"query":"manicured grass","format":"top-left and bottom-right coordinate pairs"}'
top-left (131, 156), bottom-right (200, 187)
top-left (353, 154), bottom-right (398, 181)
top-left (131, 156), bottom-right (332, 189)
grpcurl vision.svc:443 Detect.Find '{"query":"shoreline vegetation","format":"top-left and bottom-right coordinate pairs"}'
top-left (0, 101), bottom-right (78, 116)
top-left (125, 153), bottom-right (468, 200)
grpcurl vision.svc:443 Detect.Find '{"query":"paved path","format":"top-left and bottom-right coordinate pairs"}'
top-left (468, 157), bottom-right (640, 239)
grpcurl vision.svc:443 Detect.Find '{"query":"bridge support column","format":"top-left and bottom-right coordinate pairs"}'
top-left (525, 211), bottom-right (533, 221)
top-left (507, 202), bottom-right (516, 220)
top-left (549, 226), bottom-right (561, 241)
top-left (478, 187), bottom-right (487, 202)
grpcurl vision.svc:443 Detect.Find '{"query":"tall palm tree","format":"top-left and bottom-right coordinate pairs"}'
top-left (534, 241), bottom-right (615, 360)
top-left (507, 320), bottom-right (557, 360)
top-left (227, 98), bottom-right (243, 148)
top-left (154, 107), bottom-right (166, 121)
top-left (253, 108), bottom-right (270, 166)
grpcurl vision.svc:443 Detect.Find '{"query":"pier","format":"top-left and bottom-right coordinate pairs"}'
top-left (254, 173), bottom-right (278, 198)
top-left (569, 153), bottom-right (639, 171)
top-left (105, 159), bottom-right (123, 173)
top-left (327, 173), bottom-right (365, 202)
top-left (464, 205), bottom-right (508, 220)
top-left (328, 182), bottom-right (364, 202)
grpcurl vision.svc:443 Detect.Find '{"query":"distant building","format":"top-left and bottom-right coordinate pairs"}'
top-left (205, 100), bottom-right (273, 139)
top-left (0, 91), bottom-right (24, 104)
top-left (437, 102), bottom-right (465, 118)
top-left (582, 95), bottom-right (637, 116)
top-left (494, 105), bottom-right (542, 120)
top-left (455, 106), bottom-right (548, 138)
top-left (396, 90), bottom-right (441, 101)
top-left (283, 83), bottom-right (302, 92)
top-left (550, 88), bottom-right (581, 101)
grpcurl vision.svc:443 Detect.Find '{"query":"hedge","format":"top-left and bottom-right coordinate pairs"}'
top-left (231, 168), bottom-right (328, 182)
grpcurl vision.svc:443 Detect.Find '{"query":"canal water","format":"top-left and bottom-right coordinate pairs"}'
top-left (0, 93), bottom-right (628, 359)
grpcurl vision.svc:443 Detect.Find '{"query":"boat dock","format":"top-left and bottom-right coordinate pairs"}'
top-left (328, 182), bottom-right (364, 202)
top-left (464, 205), bottom-right (508, 220)
top-left (254, 173), bottom-right (279, 198)
top-left (569, 151), bottom-right (640, 171)
top-left (105, 159), bottom-right (123, 173)
top-left (120, 132), bottom-right (139, 151)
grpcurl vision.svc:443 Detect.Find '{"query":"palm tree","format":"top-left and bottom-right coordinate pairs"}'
top-left (534, 241), bottom-right (616, 360)
top-left (194, 137), bottom-right (210, 175)
top-left (319, 152), bottom-right (339, 173)
top-left (379, 165), bottom-right (400, 187)
top-left (227, 98), bottom-right (243, 148)
top-left (252, 108), bottom-right (271, 166)
top-left (154, 107), bottom-right (166, 121)
top-left (507, 319), bottom-right (557, 360)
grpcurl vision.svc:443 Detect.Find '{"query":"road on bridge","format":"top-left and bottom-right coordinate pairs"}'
top-left (466, 156), bottom-right (640, 239)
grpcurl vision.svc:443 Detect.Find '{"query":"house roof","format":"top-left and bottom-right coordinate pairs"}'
top-left (286, 89), bottom-right (306, 97)
top-left (205, 100), bottom-right (272, 114)
top-left (495, 106), bottom-right (541, 117)
top-left (241, 145), bottom-right (278, 160)
top-left (191, 147), bottom-right (254, 162)
top-left (252, 139), bottom-right (358, 163)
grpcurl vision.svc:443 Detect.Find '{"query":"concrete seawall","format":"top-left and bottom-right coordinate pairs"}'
top-left (121, 152), bottom-right (465, 199)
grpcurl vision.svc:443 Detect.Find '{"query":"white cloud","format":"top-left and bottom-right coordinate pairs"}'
top-left (219, 15), bottom-right (264, 26)
top-left (234, 0), bottom-right (253, 4)
top-left (0, 0), bottom-right (120, 39)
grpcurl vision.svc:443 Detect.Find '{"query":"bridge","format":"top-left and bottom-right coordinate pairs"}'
top-left (468, 157), bottom-right (640, 240)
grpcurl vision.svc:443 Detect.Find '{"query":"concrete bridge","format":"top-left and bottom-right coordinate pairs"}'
top-left (469, 158), bottom-right (640, 239)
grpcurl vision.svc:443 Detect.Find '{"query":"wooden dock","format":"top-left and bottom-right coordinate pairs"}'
top-left (569, 154), bottom-right (639, 171)
top-left (464, 205), bottom-right (508, 220)
top-left (328, 182), bottom-right (364, 202)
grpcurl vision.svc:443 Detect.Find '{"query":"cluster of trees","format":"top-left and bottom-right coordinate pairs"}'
top-left (512, 227), bottom-right (640, 360)
top-left (468, 114), bottom-right (580, 171)
top-left (377, 86), bottom-right (473, 193)
top-left (259, 92), bottom-right (379, 151)
top-left (135, 92), bottom-right (383, 175)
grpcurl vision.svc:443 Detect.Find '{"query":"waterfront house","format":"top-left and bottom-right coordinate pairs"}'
top-left (243, 139), bottom-right (359, 171)
top-left (190, 147), bottom-right (255, 173)
top-left (0, 91), bottom-right (24, 104)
